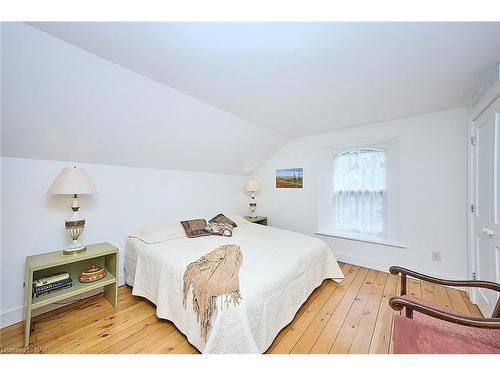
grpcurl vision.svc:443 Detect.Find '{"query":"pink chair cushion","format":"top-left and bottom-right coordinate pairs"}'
top-left (393, 315), bottom-right (500, 354)
top-left (403, 295), bottom-right (500, 350)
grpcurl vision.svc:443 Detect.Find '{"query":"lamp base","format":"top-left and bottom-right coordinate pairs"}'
top-left (249, 201), bottom-right (257, 219)
top-left (63, 244), bottom-right (86, 255)
top-left (64, 218), bottom-right (86, 255)
top-left (63, 247), bottom-right (86, 255)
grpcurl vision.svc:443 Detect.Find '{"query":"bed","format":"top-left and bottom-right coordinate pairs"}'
top-left (125, 214), bottom-right (344, 353)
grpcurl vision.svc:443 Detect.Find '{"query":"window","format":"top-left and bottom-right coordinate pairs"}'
top-left (333, 148), bottom-right (386, 236)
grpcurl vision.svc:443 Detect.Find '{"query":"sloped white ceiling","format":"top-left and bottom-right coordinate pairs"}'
top-left (28, 22), bottom-right (500, 138)
top-left (1, 23), bottom-right (286, 175)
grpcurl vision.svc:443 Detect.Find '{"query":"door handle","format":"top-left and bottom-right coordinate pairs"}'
top-left (482, 228), bottom-right (494, 236)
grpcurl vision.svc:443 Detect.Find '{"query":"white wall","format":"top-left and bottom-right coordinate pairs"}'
top-left (1, 22), bottom-right (286, 175)
top-left (0, 157), bottom-right (248, 328)
top-left (254, 107), bottom-right (470, 279)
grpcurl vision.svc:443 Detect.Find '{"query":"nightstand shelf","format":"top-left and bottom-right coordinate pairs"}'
top-left (243, 216), bottom-right (268, 226)
top-left (24, 242), bottom-right (119, 348)
top-left (31, 272), bottom-right (116, 310)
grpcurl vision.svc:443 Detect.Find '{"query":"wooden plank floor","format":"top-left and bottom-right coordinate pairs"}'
top-left (0, 262), bottom-right (482, 354)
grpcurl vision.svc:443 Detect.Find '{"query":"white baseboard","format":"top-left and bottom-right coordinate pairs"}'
top-left (334, 251), bottom-right (467, 291)
top-left (0, 306), bottom-right (25, 330)
top-left (0, 265), bottom-right (126, 329)
top-left (334, 251), bottom-right (392, 273)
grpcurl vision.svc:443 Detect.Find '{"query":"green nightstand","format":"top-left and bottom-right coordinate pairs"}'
top-left (244, 216), bottom-right (268, 226)
top-left (24, 242), bottom-right (119, 347)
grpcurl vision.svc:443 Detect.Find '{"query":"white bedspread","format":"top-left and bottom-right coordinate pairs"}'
top-left (125, 216), bottom-right (344, 353)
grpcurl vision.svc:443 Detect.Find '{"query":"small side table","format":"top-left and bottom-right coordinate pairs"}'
top-left (244, 216), bottom-right (268, 226)
top-left (24, 242), bottom-right (119, 347)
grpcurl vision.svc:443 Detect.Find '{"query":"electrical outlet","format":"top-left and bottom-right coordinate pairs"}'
top-left (431, 251), bottom-right (441, 262)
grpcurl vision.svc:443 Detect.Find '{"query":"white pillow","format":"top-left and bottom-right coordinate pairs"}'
top-left (129, 222), bottom-right (186, 244)
top-left (129, 214), bottom-right (249, 244)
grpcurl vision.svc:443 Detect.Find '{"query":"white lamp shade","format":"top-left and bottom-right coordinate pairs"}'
top-left (245, 178), bottom-right (260, 192)
top-left (48, 167), bottom-right (98, 195)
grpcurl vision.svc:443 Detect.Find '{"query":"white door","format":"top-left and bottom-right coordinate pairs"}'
top-left (471, 97), bottom-right (500, 317)
top-left (491, 100), bottom-right (500, 315)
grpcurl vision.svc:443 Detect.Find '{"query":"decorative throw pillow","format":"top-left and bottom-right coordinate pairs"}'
top-left (204, 222), bottom-right (233, 237)
top-left (208, 213), bottom-right (238, 228)
top-left (180, 219), bottom-right (212, 238)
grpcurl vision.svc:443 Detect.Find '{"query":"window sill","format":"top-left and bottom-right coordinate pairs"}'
top-left (314, 231), bottom-right (407, 249)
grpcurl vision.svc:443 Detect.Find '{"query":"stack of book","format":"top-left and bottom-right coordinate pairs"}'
top-left (32, 272), bottom-right (73, 298)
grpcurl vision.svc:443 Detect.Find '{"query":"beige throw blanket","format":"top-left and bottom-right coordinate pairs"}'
top-left (182, 244), bottom-right (243, 341)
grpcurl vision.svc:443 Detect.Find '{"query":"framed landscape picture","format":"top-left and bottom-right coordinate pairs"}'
top-left (276, 168), bottom-right (303, 188)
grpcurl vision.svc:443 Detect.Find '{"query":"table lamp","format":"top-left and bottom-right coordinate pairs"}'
top-left (245, 178), bottom-right (259, 219)
top-left (48, 166), bottom-right (98, 255)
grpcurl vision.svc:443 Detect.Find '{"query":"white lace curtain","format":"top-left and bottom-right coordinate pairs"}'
top-left (333, 148), bottom-right (386, 235)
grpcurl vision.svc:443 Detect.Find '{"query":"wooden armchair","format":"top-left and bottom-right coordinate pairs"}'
top-left (388, 266), bottom-right (500, 354)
